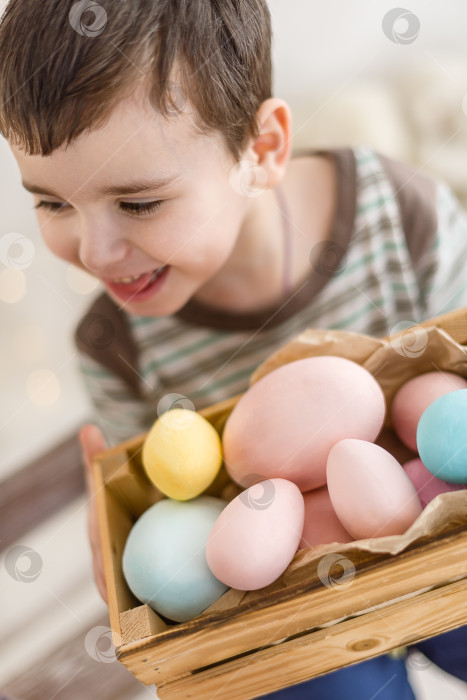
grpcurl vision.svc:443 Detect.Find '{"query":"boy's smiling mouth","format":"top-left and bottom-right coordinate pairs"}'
top-left (105, 265), bottom-right (170, 303)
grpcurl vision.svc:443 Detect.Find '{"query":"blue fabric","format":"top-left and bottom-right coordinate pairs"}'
top-left (409, 624), bottom-right (467, 682)
top-left (259, 655), bottom-right (415, 699)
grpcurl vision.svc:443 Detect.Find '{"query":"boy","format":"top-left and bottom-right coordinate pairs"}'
top-left (1, 1), bottom-right (466, 697)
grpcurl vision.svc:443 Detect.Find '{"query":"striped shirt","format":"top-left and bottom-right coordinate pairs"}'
top-left (75, 147), bottom-right (467, 446)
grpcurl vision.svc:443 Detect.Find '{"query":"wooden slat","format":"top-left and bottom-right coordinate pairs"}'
top-left (2, 615), bottom-right (146, 700)
top-left (157, 578), bottom-right (467, 699)
top-left (117, 525), bottom-right (467, 685)
top-left (0, 432), bottom-right (84, 552)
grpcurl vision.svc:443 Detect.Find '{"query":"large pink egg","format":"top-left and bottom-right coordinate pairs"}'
top-left (391, 372), bottom-right (467, 451)
top-left (403, 458), bottom-right (467, 509)
top-left (223, 356), bottom-right (386, 492)
top-left (206, 478), bottom-right (304, 590)
top-left (327, 439), bottom-right (422, 539)
top-left (299, 486), bottom-right (353, 549)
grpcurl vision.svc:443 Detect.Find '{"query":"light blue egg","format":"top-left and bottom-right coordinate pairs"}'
top-left (122, 496), bottom-right (229, 622)
top-left (417, 389), bottom-right (467, 484)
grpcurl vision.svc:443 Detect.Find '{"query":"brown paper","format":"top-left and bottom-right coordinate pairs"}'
top-left (199, 325), bottom-right (467, 618)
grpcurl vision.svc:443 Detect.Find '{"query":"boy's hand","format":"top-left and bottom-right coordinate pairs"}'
top-left (79, 424), bottom-right (109, 606)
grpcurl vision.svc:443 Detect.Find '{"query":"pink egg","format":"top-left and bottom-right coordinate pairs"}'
top-left (206, 478), bottom-right (304, 590)
top-left (299, 486), bottom-right (354, 548)
top-left (403, 458), bottom-right (467, 509)
top-left (391, 372), bottom-right (467, 451)
top-left (223, 356), bottom-right (386, 492)
top-left (327, 439), bottom-right (422, 539)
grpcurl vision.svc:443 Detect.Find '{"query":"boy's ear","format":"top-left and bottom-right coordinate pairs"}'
top-left (244, 98), bottom-right (293, 188)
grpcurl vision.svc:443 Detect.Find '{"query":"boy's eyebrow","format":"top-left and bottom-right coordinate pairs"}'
top-left (21, 174), bottom-right (182, 199)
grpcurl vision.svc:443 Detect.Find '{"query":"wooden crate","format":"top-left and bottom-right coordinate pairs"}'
top-left (92, 307), bottom-right (467, 699)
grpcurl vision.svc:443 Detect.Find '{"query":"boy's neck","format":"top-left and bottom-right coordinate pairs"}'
top-left (191, 153), bottom-right (337, 315)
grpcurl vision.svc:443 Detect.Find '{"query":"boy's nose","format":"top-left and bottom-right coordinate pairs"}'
top-left (78, 222), bottom-right (130, 275)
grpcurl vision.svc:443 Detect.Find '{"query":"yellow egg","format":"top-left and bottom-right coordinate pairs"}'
top-left (142, 408), bottom-right (223, 500)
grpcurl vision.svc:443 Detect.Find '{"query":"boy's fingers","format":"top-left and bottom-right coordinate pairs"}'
top-left (79, 424), bottom-right (107, 463)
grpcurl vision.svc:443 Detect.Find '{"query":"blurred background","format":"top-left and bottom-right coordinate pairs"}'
top-left (2, 1), bottom-right (467, 698)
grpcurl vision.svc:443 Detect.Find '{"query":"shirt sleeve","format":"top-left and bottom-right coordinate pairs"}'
top-left (76, 350), bottom-right (159, 447)
top-left (415, 181), bottom-right (467, 320)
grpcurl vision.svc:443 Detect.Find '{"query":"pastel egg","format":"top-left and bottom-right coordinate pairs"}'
top-left (391, 372), bottom-right (467, 451)
top-left (299, 486), bottom-right (354, 549)
top-left (327, 439), bottom-right (422, 539)
top-left (403, 458), bottom-right (467, 509)
top-left (122, 496), bottom-right (228, 622)
top-left (223, 356), bottom-right (386, 492)
top-left (206, 478), bottom-right (304, 590)
top-left (142, 408), bottom-right (223, 500)
top-left (417, 389), bottom-right (467, 483)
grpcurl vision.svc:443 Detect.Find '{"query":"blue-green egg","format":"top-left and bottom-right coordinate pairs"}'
top-left (417, 389), bottom-right (467, 484)
top-left (122, 496), bottom-right (229, 622)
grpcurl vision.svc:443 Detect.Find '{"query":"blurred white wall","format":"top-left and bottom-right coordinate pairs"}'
top-left (2, 0), bottom-right (467, 476)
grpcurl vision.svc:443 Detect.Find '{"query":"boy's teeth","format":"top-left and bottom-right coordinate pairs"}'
top-left (115, 274), bottom-right (142, 283)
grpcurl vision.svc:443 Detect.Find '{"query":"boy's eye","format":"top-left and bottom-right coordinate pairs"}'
top-left (33, 200), bottom-right (163, 216)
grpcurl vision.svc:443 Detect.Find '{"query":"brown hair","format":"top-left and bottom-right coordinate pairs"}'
top-left (0, 0), bottom-right (272, 160)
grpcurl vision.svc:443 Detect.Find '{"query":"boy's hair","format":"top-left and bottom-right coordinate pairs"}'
top-left (0, 0), bottom-right (272, 160)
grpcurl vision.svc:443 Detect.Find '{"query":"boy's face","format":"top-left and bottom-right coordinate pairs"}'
top-left (11, 91), bottom-right (251, 316)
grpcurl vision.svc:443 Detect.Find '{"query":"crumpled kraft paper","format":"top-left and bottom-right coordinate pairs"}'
top-left (200, 324), bottom-right (467, 616)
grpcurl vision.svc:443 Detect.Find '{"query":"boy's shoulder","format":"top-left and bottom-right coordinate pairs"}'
top-left (350, 146), bottom-right (439, 263)
top-left (74, 291), bottom-right (142, 396)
